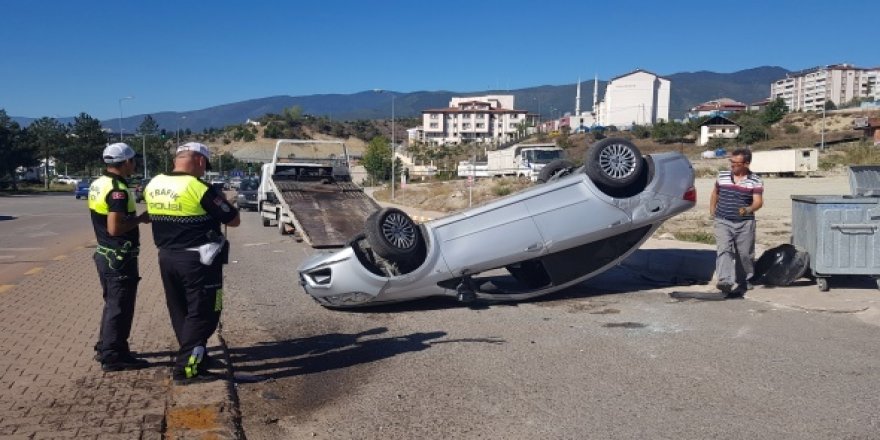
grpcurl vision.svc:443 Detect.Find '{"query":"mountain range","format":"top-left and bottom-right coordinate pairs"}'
top-left (11, 66), bottom-right (790, 133)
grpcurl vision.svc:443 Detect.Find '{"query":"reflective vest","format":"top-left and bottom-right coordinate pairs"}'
top-left (87, 174), bottom-right (139, 249)
top-left (145, 173), bottom-right (219, 249)
top-left (88, 175), bottom-right (135, 215)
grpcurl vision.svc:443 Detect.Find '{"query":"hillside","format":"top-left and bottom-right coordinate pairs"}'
top-left (12, 66), bottom-right (793, 133)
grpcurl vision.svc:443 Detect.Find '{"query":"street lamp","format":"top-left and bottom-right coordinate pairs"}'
top-left (373, 89), bottom-right (396, 200)
top-left (118, 96), bottom-right (134, 142)
top-left (177, 116), bottom-right (187, 145)
top-left (141, 133), bottom-right (148, 178)
top-left (820, 68), bottom-right (827, 151)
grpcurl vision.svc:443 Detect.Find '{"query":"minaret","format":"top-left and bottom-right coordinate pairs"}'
top-left (592, 74), bottom-right (598, 113)
top-left (576, 77), bottom-right (581, 115)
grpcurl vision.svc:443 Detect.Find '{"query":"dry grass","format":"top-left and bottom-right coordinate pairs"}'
top-left (373, 177), bottom-right (532, 212)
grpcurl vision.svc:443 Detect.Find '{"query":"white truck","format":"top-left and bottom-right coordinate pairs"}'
top-left (749, 148), bottom-right (818, 176)
top-left (486, 143), bottom-right (564, 180)
top-left (258, 140), bottom-right (380, 248)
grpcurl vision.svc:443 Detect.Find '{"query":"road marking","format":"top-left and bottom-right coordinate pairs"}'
top-left (243, 242), bottom-right (269, 247)
top-left (24, 267), bottom-right (43, 275)
top-left (0, 285), bottom-right (14, 294)
top-left (53, 255), bottom-right (68, 261)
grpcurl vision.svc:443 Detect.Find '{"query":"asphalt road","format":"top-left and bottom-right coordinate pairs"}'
top-left (0, 194), bottom-right (97, 286)
top-left (222, 210), bottom-right (880, 440)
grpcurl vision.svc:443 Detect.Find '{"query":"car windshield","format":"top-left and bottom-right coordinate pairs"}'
top-left (524, 149), bottom-right (563, 164)
top-left (239, 179), bottom-right (259, 191)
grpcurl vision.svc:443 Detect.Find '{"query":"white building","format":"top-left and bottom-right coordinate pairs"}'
top-left (698, 115), bottom-right (741, 146)
top-left (596, 69), bottom-right (670, 128)
top-left (770, 64), bottom-right (880, 112)
top-left (421, 95), bottom-right (529, 146)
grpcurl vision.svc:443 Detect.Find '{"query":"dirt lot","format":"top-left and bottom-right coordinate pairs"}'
top-left (375, 169), bottom-right (855, 253)
top-left (662, 171), bottom-right (851, 251)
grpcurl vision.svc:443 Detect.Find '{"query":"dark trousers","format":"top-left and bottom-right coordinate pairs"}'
top-left (158, 249), bottom-right (223, 378)
top-left (93, 252), bottom-right (140, 362)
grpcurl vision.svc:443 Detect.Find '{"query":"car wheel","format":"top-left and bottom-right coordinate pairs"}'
top-left (584, 138), bottom-right (644, 189)
top-left (365, 208), bottom-right (422, 262)
top-left (537, 159), bottom-right (575, 183)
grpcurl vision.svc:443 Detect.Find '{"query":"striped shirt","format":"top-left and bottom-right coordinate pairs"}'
top-left (714, 170), bottom-right (763, 221)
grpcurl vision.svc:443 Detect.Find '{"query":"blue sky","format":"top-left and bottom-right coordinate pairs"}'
top-left (2, 0), bottom-right (875, 120)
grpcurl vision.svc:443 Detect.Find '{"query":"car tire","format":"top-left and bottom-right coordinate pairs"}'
top-left (537, 159), bottom-right (575, 183)
top-left (364, 208), bottom-right (422, 262)
top-left (584, 138), bottom-right (644, 189)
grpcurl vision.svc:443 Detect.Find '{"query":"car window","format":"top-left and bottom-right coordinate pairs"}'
top-left (240, 179), bottom-right (259, 191)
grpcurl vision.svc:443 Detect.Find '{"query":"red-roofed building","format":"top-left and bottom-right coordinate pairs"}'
top-left (421, 95), bottom-right (530, 146)
top-left (687, 98), bottom-right (747, 119)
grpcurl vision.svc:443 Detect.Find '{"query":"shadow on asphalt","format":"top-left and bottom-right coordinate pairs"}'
top-left (319, 248), bottom-right (719, 313)
top-left (228, 327), bottom-right (448, 380)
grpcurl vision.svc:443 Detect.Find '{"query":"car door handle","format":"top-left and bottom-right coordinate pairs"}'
top-left (525, 243), bottom-right (542, 252)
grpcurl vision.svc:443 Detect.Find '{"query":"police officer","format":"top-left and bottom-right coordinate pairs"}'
top-left (145, 142), bottom-right (240, 385)
top-left (89, 142), bottom-right (151, 372)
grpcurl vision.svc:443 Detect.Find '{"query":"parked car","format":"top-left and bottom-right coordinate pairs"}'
top-left (235, 178), bottom-right (259, 211)
top-left (74, 180), bottom-right (91, 199)
top-left (55, 175), bottom-right (80, 185)
top-left (298, 138), bottom-right (697, 308)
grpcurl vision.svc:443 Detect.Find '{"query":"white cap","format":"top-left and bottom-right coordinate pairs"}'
top-left (102, 143), bottom-right (137, 164)
top-left (176, 142), bottom-right (212, 169)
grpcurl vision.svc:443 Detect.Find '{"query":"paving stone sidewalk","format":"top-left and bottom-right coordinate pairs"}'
top-left (0, 229), bottom-right (240, 439)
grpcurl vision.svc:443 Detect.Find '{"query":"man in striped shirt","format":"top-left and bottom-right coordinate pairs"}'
top-left (709, 148), bottom-right (764, 298)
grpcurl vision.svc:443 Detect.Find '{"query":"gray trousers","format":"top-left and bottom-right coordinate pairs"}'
top-left (714, 217), bottom-right (756, 289)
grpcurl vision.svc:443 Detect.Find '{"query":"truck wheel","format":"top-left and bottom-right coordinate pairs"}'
top-left (365, 208), bottom-right (422, 262)
top-left (277, 210), bottom-right (286, 235)
top-left (537, 159), bottom-right (575, 183)
top-left (584, 138), bottom-right (644, 189)
top-left (260, 203), bottom-right (270, 226)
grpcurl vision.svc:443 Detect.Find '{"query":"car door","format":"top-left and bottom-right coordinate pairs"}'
top-left (434, 198), bottom-right (544, 276)
top-left (526, 177), bottom-right (631, 252)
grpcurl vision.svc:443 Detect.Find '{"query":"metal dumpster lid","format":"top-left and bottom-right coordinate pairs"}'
top-left (848, 165), bottom-right (880, 197)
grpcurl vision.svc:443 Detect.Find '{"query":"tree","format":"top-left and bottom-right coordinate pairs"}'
top-left (761, 98), bottom-right (788, 125)
top-left (0, 109), bottom-right (32, 190)
top-left (25, 117), bottom-right (68, 189)
top-left (362, 136), bottom-right (392, 182)
top-left (734, 113), bottom-right (768, 144)
top-left (65, 113), bottom-right (107, 178)
top-left (824, 100), bottom-right (837, 111)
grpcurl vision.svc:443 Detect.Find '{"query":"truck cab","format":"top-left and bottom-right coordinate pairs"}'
top-left (487, 143), bottom-right (564, 180)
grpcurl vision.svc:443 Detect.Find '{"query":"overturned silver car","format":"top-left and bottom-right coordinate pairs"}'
top-left (299, 138), bottom-right (696, 308)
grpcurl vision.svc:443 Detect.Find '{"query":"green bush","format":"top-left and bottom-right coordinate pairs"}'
top-left (492, 184), bottom-right (512, 196)
top-left (674, 230), bottom-right (716, 245)
top-left (783, 124), bottom-right (800, 134)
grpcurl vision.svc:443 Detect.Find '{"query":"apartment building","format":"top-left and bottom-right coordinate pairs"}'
top-left (596, 69), bottom-right (670, 128)
top-left (421, 95), bottom-right (529, 146)
top-left (770, 64), bottom-right (880, 112)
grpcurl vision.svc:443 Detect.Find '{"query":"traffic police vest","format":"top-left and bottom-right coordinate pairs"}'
top-left (88, 174), bottom-right (138, 249)
top-left (146, 173), bottom-right (221, 249)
